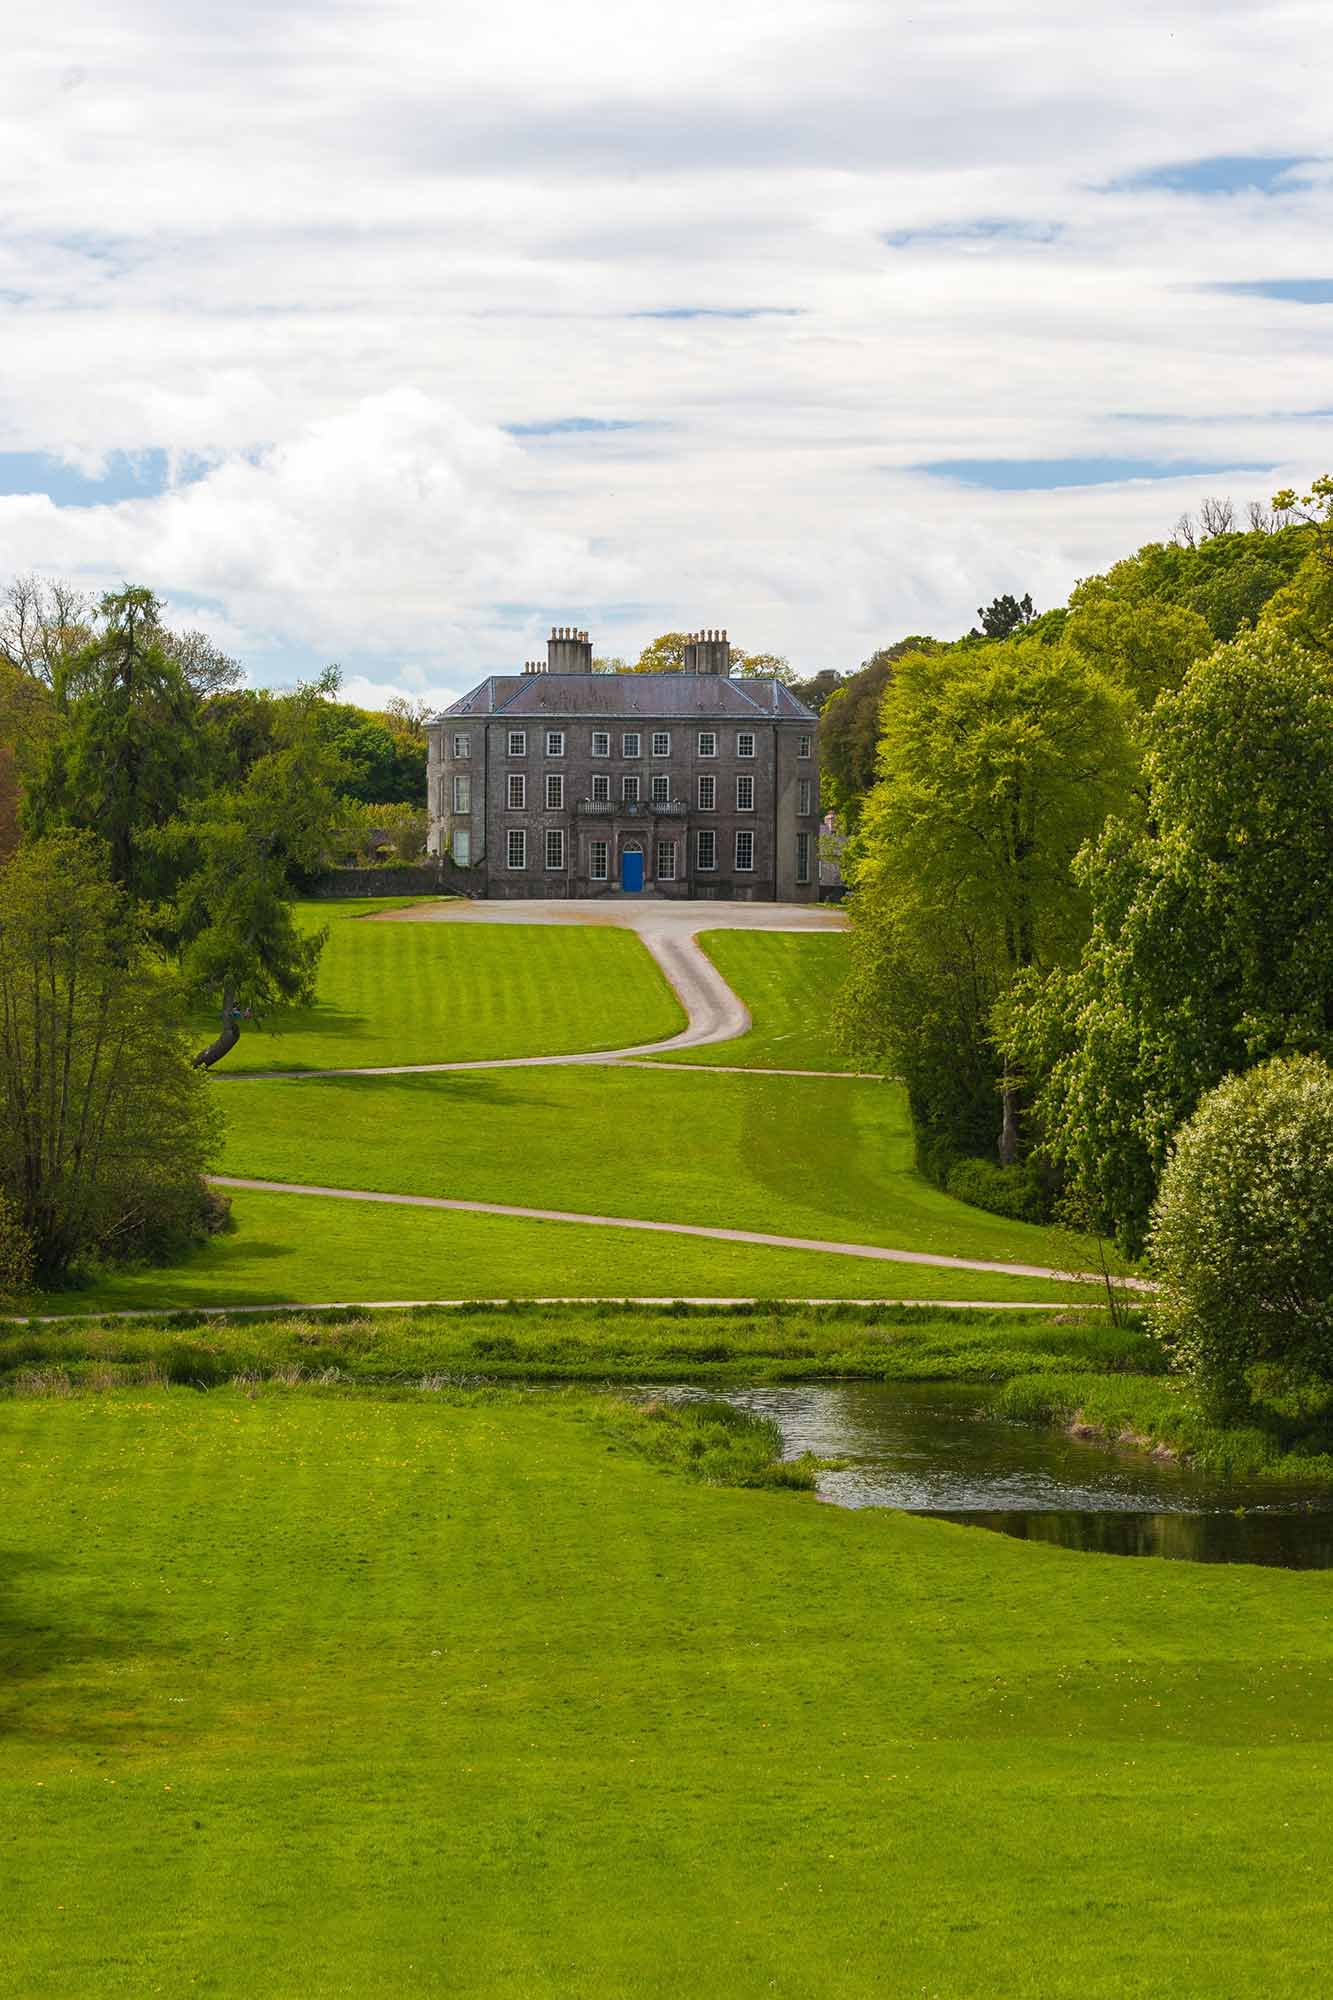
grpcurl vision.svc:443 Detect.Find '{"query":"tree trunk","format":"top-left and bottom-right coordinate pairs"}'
top-left (998, 1083), bottom-right (1020, 1167)
top-left (193, 990), bottom-right (240, 1070)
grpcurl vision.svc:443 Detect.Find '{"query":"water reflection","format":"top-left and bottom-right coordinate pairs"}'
top-left (924, 1508), bottom-right (1333, 1568)
top-left (660, 1382), bottom-right (1333, 1568)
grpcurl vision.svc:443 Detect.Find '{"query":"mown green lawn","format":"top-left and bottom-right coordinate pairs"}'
top-left (5, 1387), bottom-right (1332, 1997)
top-left (216, 1066), bottom-right (1123, 1274)
top-left (207, 902), bottom-right (683, 1071)
top-left (655, 929), bottom-right (860, 1071)
top-left (39, 1191), bottom-right (1101, 1311)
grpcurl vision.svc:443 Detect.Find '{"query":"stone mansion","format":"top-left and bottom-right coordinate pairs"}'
top-left (426, 627), bottom-right (820, 901)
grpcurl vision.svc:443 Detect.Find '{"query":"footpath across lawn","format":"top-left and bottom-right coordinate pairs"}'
top-left (35, 1189), bottom-right (1104, 1311)
top-left (4, 1384), bottom-right (1332, 1998)
top-left (654, 929), bottom-right (859, 1071)
top-left (217, 1066), bottom-right (1125, 1275)
top-left (208, 901), bottom-right (684, 1071)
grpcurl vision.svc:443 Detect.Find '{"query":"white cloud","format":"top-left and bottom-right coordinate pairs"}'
top-left (0, 0), bottom-right (1328, 693)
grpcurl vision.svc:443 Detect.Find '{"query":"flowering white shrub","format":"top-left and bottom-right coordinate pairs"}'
top-left (1148, 1055), bottom-right (1333, 1409)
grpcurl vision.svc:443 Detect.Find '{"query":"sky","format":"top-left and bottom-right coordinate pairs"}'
top-left (2, 0), bottom-right (1330, 712)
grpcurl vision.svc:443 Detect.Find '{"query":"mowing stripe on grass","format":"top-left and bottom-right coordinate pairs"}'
top-left (209, 1174), bottom-right (1152, 1287)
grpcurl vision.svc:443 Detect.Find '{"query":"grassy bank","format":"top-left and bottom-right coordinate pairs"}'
top-left (5, 1384), bottom-right (1333, 1996)
top-left (32, 1189), bottom-right (1105, 1312)
top-left (217, 1067), bottom-right (1130, 1276)
top-left (653, 930), bottom-right (857, 1071)
top-left (0, 1300), bottom-right (1153, 1389)
top-left (209, 900), bottom-right (684, 1071)
top-left (998, 1372), bottom-right (1333, 1484)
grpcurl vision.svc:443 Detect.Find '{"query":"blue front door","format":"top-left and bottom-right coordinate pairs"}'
top-left (621, 847), bottom-right (644, 893)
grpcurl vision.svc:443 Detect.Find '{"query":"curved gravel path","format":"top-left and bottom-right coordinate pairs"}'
top-left (208, 1174), bottom-right (1148, 1291)
top-left (231, 897), bottom-right (871, 1081)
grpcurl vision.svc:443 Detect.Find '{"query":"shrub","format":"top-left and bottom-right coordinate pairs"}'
top-left (1147, 1054), bottom-right (1333, 1410)
top-left (945, 1155), bottom-right (1050, 1224)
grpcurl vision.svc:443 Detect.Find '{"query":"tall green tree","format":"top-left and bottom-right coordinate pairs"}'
top-left (0, 834), bottom-right (221, 1283)
top-left (970, 592), bottom-right (1036, 640)
top-left (818, 638), bottom-right (942, 827)
top-left (842, 638), bottom-right (1134, 1164)
top-left (25, 586), bottom-right (204, 900)
top-left (1005, 628), bottom-right (1333, 1251)
top-left (162, 677), bottom-right (348, 1067)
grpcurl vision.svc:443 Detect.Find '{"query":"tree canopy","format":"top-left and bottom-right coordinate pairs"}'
top-left (0, 834), bottom-right (221, 1282)
top-left (1005, 625), bottom-right (1333, 1251)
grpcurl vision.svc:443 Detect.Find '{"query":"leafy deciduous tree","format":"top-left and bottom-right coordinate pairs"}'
top-left (1006, 629), bottom-right (1333, 1251)
top-left (0, 834), bottom-right (221, 1283)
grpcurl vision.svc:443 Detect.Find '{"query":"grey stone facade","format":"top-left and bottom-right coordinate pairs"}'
top-left (427, 627), bottom-right (820, 901)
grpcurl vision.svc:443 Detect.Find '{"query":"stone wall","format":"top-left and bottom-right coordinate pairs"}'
top-left (308, 862), bottom-right (483, 898)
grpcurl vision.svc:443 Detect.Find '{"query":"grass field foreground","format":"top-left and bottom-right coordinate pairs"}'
top-left (209, 901), bottom-right (684, 1071)
top-left (5, 1385), bottom-right (1333, 1997)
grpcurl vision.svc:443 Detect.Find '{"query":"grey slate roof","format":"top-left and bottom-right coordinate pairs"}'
top-left (440, 672), bottom-right (815, 722)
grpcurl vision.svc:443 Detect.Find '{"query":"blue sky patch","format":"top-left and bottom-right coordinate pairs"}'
top-left (914, 457), bottom-right (1276, 491)
top-left (628, 307), bottom-right (802, 320)
top-left (0, 447), bottom-right (210, 507)
top-left (1106, 156), bottom-right (1317, 196)
top-left (884, 218), bottom-right (1061, 248)
top-left (1202, 278), bottom-right (1333, 304)
top-left (504, 417), bottom-right (656, 437)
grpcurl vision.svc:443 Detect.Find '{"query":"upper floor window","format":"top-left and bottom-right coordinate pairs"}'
top-left (697, 774), bottom-right (716, 811)
top-left (798, 778), bottom-right (813, 816)
top-left (736, 731), bottom-right (755, 759)
top-left (452, 732), bottom-right (471, 759)
top-left (651, 730), bottom-right (671, 758)
top-left (697, 730), bottom-right (717, 758)
top-left (452, 774), bottom-right (471, 813)
top-left (622, 731), bottom-right (641, 758)
top-left (622, 775), bottom-right (640, 803)
top-left (650, 774), bottom-right (671, 806)
top-left (507, 729), bottom-right (527, 757)
top-left (592, 730), bottom-right (610, 757)
top-left (591, 773), bottom-right (610, 803)
top-left (507, 773), bottom-right (526, 810)
top-left (546, 730), bottom-right (565, 757)
top-left (798, 734), bottom-right (812, 759)
top-left (735, 829), bottom-right (755, 872)
top-left (546, 773), bottom-right (564, 810)
top-left (736, 774), bottom-right (755, 812)
top-left (506, 828), bottom-right (526, 870)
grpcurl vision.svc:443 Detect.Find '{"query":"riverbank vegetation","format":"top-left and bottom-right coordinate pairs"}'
top-left (0, 1299), bottom-right (1153, 1390)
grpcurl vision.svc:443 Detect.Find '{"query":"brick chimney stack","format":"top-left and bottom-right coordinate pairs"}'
top-left (547, 626), bottom-right (594, 673)
top-left (683, 629), bottom-right (730, 676)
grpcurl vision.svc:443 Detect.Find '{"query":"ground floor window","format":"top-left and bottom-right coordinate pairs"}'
top-left (545, 827), bottom-right (565, 870)
top-left (696, 828), bottom-right (716, 871)
top-left (506, 828), bottom-right (526, 870)
top-left (735, 829), bottom-right (754, 871)
top-left (452, 827), bottom-right (471, 866)
top-left (796, 829), bottom-right (811, 884)
top-left (656, 841), bottom-right (676, 880)
top-left (590, 839), bottom-right (609, 882)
